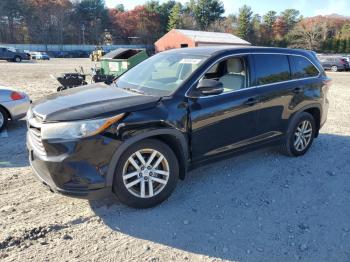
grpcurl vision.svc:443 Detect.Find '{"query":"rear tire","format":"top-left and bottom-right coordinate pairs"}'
top-left (331, 65), bottom-right (338, 72)
top-left (113, 139), bottom-right (179, 208)
top-left (281, 112), bottom-right (316, 157)
top-left (0, 107), bottom-right (9, 132)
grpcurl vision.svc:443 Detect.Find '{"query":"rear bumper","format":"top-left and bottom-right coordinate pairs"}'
top-left (2, 96), bottom-right (30, 120)
top-left (321, 82), bottom-right (330, 129)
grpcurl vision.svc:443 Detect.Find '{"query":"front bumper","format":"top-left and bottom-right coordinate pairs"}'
top-left (27, 132), bottom-right (115, 199)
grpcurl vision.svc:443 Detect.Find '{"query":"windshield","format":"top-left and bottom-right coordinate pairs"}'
top-left (116, 52), bottom-right (207, 96)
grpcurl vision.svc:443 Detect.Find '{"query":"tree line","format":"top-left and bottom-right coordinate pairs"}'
top-left (1, 0), bottom-right (350, 53)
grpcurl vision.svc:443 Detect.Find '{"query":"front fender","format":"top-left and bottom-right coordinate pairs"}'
top-left (105, 128), bottom-right (189, 188)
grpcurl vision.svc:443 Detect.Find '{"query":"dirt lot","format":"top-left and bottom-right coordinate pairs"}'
top-left (0, 59), bottom-right (350, 262)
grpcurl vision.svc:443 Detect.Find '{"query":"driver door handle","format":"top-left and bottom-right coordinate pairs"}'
top-left (244, 97), bottom-right (259, 106)
top-left (293, 87), bottom-right (303, 94)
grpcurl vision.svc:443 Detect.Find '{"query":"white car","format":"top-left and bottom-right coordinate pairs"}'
top-left (30, 51), bottom-right (50, 60)
top-left (0, 87), bottom-right (31, 131)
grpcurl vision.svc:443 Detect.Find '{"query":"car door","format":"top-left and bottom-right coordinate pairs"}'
top-left (252, 53), bottom-right (320, 139)
top-left (188, 55), bottom-right (261, 162)
top-left (250, 54), bottom-right (294, 139)
top-left (326, 57), bottom-right (334, 69)
top-left (5, 48), bottom-right (15, 59)
top-left (0, 48), bottom-right (5, 59)
top-left (3, 48), bottom-right (11, 59)
top-left (319, 57), bottom-right (328, 70)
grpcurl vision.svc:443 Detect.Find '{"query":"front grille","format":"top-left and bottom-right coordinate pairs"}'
top-left (27, 112), bottom-right (46, 156)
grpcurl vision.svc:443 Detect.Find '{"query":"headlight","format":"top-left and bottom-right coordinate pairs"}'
top-left (41, 114), bottom-right (125, 140)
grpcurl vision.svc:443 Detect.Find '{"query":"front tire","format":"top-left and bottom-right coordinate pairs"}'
top-left (0, 107), bottom-right (9, 132)
top-left (281, 112), bottom-right (316, 157)
top-left (113, 139), bottom-right (179, 208)
top-left (14, 56), bottom-right (22, 62)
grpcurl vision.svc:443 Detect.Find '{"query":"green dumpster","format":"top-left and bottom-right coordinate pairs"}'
top-left (99, 48), bottom-right (148, 77)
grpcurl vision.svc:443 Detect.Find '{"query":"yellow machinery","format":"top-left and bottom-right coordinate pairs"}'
top-left (90, 46), bottom-right (105, 61)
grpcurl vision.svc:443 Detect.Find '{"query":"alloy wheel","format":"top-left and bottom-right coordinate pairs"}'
top-left (122, 148), bottom-right (170, 198)
top-left (293, 120), bottom-right (313, 152)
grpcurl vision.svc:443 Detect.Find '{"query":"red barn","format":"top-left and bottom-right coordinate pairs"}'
top-left (155, 29), bottom-right (251, 53)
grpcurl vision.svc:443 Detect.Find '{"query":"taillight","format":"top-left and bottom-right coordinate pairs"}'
top-left (10, 91), bottom-right (24, 100)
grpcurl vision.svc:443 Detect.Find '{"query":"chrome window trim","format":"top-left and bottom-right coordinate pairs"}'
top-left (185, 52), bottom-right (321, 99)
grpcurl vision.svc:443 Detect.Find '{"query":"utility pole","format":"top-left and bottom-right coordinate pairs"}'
top-left (81, 24), bottom-right (86, 45)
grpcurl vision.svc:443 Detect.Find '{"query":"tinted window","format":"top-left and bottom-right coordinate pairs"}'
top-left (291, 56), bottom-right (319, 79)
top-left (253, 54), bottom-right (290, 85)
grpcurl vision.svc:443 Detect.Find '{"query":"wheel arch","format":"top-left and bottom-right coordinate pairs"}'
top-left (289, 104), bottom-right (321, 137)
top-left (106, 128), bottom-right (189, 188)
top-left (0, 105), bottom-right (11, 120)
top-left (303, 107), bottom-right (321, 137)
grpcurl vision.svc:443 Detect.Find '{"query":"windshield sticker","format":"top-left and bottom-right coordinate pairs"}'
top-left (179, 58), bottom-right (202, 64)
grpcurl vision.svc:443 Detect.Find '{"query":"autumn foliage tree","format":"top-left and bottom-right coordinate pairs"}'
top-left (0, 0), bottom-right (349, 53)
top-left (0, 0), bottom-right (25, 43)
top-left (109, 6), bottom-right (161, 45)
top-left (24, 0), bottom-right (73, 44)
top-left (287, 18), bottom-right (324, 50)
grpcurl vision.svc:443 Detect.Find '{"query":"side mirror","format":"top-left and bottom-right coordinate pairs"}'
top-left (196, 79), bottom-right (224, 96)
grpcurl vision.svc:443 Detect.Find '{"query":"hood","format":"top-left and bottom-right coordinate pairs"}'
top-left (31, 83), bottom-right (161, 122)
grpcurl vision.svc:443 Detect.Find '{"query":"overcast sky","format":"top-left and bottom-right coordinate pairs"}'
top-left (105, 0), bottom-right (350, 17)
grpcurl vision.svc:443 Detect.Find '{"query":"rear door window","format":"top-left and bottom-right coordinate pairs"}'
top-left (253, 54), bottom-right (290, 85)
top-left (290, 56), bottom-right (319, 79)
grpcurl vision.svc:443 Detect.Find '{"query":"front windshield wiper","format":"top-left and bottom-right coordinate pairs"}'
top-left (122, 87), bottom-right (145, 95)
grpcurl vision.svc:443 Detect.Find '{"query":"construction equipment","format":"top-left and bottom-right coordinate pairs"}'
top-left (52, 67), bottom-right (87, 91)
top-left (90, 46), bottom-right (105, 61)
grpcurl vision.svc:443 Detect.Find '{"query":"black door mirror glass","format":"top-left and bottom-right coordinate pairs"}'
top-left (196, 79), bottom-right (224, 96)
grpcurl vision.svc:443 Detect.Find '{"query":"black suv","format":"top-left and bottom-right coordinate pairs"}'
top-left (27, 47), bottom-right (330, 208)
top-left (0, 47), bottom-right (30, 62)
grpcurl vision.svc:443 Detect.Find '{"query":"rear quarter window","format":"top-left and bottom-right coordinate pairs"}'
top-left (290, 56), bottom-right (319, 79)
top-left (253, 54), bottom-right (290, 85)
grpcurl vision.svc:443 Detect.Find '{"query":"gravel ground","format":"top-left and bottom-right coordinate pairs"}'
top-left (0, 59), bottom-right (350, 262)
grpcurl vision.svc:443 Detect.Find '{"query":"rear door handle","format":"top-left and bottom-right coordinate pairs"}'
top-left (244, 97), bottom-right (259, 106)
top-left (293, 87), bottom-right (303, 94)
